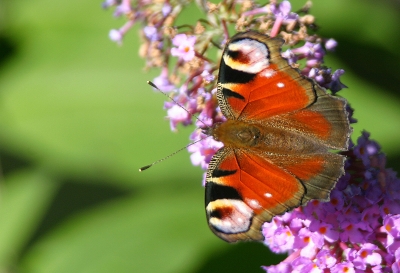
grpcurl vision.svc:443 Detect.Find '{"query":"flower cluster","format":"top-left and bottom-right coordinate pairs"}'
top-left (262, 131), bottom-right (400, 273)
top-left (103, 0), bottom-right (347, 178)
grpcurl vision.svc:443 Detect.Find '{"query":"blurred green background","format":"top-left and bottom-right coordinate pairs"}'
top-left (0, 0), bottom-right (399, 272)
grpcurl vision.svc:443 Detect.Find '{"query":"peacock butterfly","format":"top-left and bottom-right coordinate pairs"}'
top-left (203, 31), bottom-right (351, 242)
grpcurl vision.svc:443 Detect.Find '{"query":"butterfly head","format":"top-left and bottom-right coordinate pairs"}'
top-left (201, 122), bottom-right (221, 139)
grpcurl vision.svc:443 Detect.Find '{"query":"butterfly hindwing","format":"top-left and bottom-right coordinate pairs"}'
top-left (265, 152), bottom-right (346, 205)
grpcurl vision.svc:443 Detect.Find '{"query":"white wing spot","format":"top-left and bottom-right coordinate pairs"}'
top-left (262, 69), bottom-right (276, 78)
top-left (277, 82), bottom-right (285, 88)
top-left (265, 193), bottom-right (273, 198)
top-left (248, 199), bottom-right (261, 209)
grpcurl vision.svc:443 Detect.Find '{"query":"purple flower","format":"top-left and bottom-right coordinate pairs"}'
top-left (270, 1), bottom-right (299, 23)
top-left (328, 69), bottom-right (348, 93)
top-left (108, 20), bottom-right (134, 44)
top-left (383, 215), bottom-right (400, 238)
top-left (162, 3), bottom-right (172, 16)
top-left (164, 92), bottom-right (197, 131)
top-left (354, 131), bottom-right (381, 167)
top-left (351, 244), bottom-right (382, 270)
top-left (321, 190), bottom-right (344, 213)
top-left (109, 29), bottom-right (123, 44)
top-left (271, 1), bottom-right (291, 17)
top-left (315, 249), bottom-right (336, 269)
top-left (306, 68), bottom-right (348, 94)
top-left (331, 262), bottom-right (355, 273)
top-left (166, 104), bottom-right (191, 131)
top-left (170, 34), bottom-right (196, 61)
top-left (200, 70), bottom-right (215, 83)
top-left (339, 221), bottom-right (365, 243)
top-left (325, 38), bottom-right (338, 51)
top-left (270, 1), bottom-right (299, 37)
top-left (361, 205), bottom-right (381, 230)
top-left (143, 26), bottom-right (160, 42)
top-left (290, 43), bottom-right (348, 93)
top-left (269, 226), bottom-right (295, 253)
top-left (294, 228), bottom-right (319, 258)
top-left (392, 248), bottom-right (400, 271)
top-left (291, 42), bottom-right (325, 62)
top-left (309, 221), bottom-right (339, 243)
top-left (188, 130), bottom-right (223, 170)
top-left (282, 49), bottom-right (297, 65)
top-left (113, 0), bottom-right (131, 17)
top-left (291, 256), bottom-right (320, 272)
top-left (152, 69), bottom-right (176, 92)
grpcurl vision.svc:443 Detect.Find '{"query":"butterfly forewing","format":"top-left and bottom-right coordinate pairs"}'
top-left (217, 31), bottom-right (317, 121)
top-left (205, 31), bottom-right (351, 242)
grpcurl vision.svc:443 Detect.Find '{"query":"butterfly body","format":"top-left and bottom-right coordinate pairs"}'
top-left (207, 120), bottom-right (325, 154)
top-left (204, 31), bottom-right (351, 242)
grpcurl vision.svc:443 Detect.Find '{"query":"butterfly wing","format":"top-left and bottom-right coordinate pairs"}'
top-left (265, 151), bottom-right (346, 205)
top-left (205, 147), bottom-right (305, 242)
top-left (217, 31), bottom-right (350, 150)
top-left (269, 84), bottom-right (350, 151)
top-left (217, 31), bottom-right (316, 121)
top-left (205, 147), bottom-right (346, 242)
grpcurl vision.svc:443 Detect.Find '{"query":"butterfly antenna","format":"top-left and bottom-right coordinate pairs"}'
top-left (139, 137), bottom-right (207, 171)
top-left (140, 81), bottom-right (213, 172)
top-left (147, 81), bottom-right (210, 129)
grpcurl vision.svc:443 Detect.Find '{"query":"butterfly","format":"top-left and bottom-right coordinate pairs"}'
top-left (203, 31), bottom-right (351, 242)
